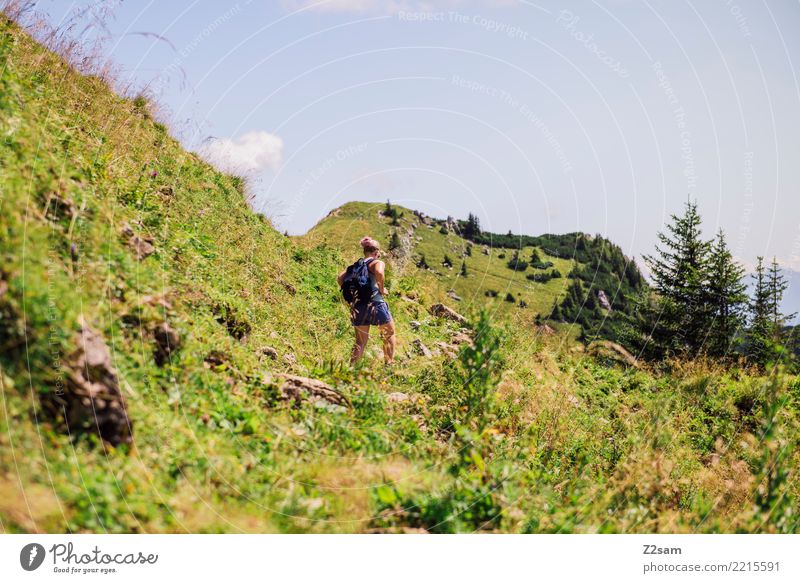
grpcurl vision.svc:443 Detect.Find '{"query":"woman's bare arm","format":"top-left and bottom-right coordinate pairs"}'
top-left (371, 260), bottom-right (388, 295)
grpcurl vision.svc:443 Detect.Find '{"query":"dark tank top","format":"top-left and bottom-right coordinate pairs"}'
top-left (364, 258), bottom-right (383, 303)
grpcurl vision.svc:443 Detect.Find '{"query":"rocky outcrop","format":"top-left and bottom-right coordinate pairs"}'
top-left (275, 374), bottom-right (350, 408)
top-left (428, 303), bottom-right (467, 324)
top-left (57, 323), bottom-right (132, 446)
top-left (597, 290), bottom-right (612, 311)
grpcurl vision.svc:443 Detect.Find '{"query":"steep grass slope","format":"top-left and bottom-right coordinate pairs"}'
top-left (1, 18), bottom-right (798, 534)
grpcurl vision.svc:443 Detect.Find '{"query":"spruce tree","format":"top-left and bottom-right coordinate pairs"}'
top-left (642, 200), bottom-right (712, 354)
top-left (460, 261), bottom-right (468, 277)
top-left (463, 213), bottom-right (481, 240)
top-left (767, 257), bottom-right (793, 328)
top-left (389, 231), bottom-right (401, 251)
top-left (747, 257), bottom-right (773, 366)
top-left (705, 230), bottom-right (747, 357)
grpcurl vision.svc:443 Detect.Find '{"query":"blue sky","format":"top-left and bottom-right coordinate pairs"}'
top-left (38, 1), bottom-right (800, 294)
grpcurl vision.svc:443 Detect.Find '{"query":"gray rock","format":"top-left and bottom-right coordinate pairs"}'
top-left (410, 320), bottom-right (421, 330)
top-left (598, 289), bottom-right (612, 311)
top-left (429, 303), bottom-right (467, 323)
top-left (447, 290), bottom-right (463, 302)
top-left (57, 322), bottom-right (132, 446)
top-left (275, 374), bottom-right (350, 407)
top-left (258, 346), bottom-right (279, 360)
top-left (412, 338), bottom-right (433, 358)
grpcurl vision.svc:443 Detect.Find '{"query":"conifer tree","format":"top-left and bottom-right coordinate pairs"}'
top-left (463, 213), bottom-right (481, 240)
top-left (460, 261), bottom-right (468, 277)
top-left (389, 231), bottom-right (401, 251)
top-left (705, 230), bottom-right (747, 357)
top-left (747, 257), bottom-right (773, 366)
top-left (642, 200), bottom-right (712, 354)
top-left (767, 257), bottom-right (792, 328)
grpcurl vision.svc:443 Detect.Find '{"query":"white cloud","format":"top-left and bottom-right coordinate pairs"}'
top-left (282, 0), bottom-right (517, 15)
top-left (199, 131), bottom-right (283, 174)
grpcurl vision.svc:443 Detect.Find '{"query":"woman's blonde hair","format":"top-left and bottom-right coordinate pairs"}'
top-left (360, 236), bottom-right (380, 254)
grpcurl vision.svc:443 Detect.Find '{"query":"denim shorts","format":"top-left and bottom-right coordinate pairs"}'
top-left (350, 301), bottom-right (393, 326)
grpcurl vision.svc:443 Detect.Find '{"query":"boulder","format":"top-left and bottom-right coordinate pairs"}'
top-left (428, 303), bottom-right (467, 323)
top-left (57, 323), bottom-right (132, 446)
top-left (257, 346), bottom-right (279, 360)
top-left (275, 374), bottom-right (350, 407)
top-left (412, 339), bottom-right (432, 358)
top-left (387, 392), bottom-right (410, 403)
top-left (409, 320), bottom-right (421, 330)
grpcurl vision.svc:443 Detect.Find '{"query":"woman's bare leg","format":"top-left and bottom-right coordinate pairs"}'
top-left (351, 326), bottom-right (370, 364)
top-left (379, 321), bottom-right (396, 364)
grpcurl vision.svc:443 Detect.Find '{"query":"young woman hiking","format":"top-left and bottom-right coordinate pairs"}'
top-left (337, 236), bottom-right (396, 364)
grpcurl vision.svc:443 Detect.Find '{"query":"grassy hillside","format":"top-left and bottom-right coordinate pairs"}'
top-left (1, 16), bottom-right (798, 534)
top-left (302, 201), bottom-right (576, 320)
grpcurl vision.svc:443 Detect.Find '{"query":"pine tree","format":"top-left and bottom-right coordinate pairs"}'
top-left (530, 248), bottom-right (542, 265)
top-left (442, 254), bottom-right (453, 268)
top-left (389, 231), bottom-right (401, 251)
top-left (705, 230), bottom-right (747, 357)
top-left (747, 257), bottom-right (773, 366)
top-left (416, 254), bottom-right (429, 269)
top-left (767, 257), bottom-right (792, 328)
top-left (642, 200), bottom-right (712, 354)
top-left (460, 261), bottom-right (468, 277)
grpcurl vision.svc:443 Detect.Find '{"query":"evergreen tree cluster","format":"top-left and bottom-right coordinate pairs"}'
top-left (631, 201), bottom-right (793, 364)
top-left (382, 199), bottom-right (401, 225)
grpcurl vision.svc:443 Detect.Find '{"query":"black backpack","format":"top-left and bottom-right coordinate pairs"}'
top-left (341, 258), bottom-right (374, 304)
